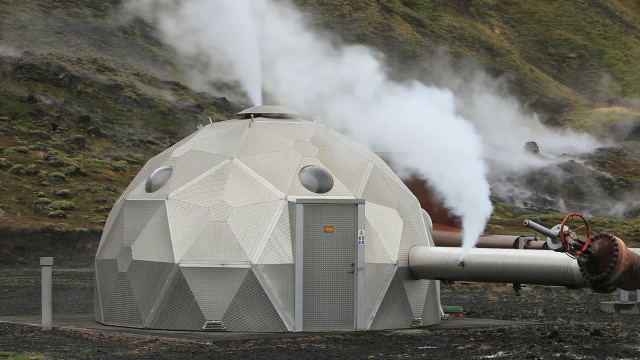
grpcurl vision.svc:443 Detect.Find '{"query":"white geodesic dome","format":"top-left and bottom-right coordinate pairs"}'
top-left (94, 106), bottom-right (441, 332)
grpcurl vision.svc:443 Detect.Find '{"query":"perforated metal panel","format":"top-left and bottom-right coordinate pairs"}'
top-left (181, 222), bottom-right (249, 262)
top-left (223, 270), bottom-right (287, 332)
top-left (188, 121), bottom-right (245, 144)
top-left (303, 204), bottom-right (356, 331)
top-left (258, 121), bottom-right (317, 141)
top-left (223, 163), bottom-right (281, 207)
top-left (228, 200), bottom-right (282, 260)
top-left (148, 269), bottom-right (206, 330)
top-left (116, 247), bottom-right (133, 272)
top-left (365, 203), bottom-right (403, 262)
top-left (104, 272), bottom-right (143, 327)
top-left (169, 151), bottom-right (229, 192)
top-left (403, 279), bottom-right (429, 319)
top-left (131, 203), bottom-right (174, 263)
top-left (123, 200), bottom-right (163, 247)
top-left (256, 264), bottom-right (295, 325)
top-left (364, 263), bottom-right (395, 327)
top-left (362, 168), bottom-right (399, 209)
top-left (95, 259), bottom-right (118, 322)
top-left (292, 141), bottom-right (320, 156)
top-left (96, 210), bottom-right (125, 260)
top-left (317, 151), bottom-right (370, 195)
top-left (189, 123), bottom-right (246, 156)
top-left (421, 280), bottom-right (442, 326)
top-left (236, 125), bottom-right (295, 157)
top-left (181, 267), bottom-right (249, 321)
top-left (257, 207), bottom-right (294, 264)
top-left (93, 278), bottom-right (101, 322)
top-left (310, 126), bottom-right (363, 158)
top-left (364, 217), bottom-right (393, 264)
top-left (127, 261), bottom-right (175, 325)
top-left (238, 150), bottom-right (302, 193)
top-left (170, 163), bottom-right (230, 207)
top-left (167, 199), bottom-right (211, 260)
top-left (370, 269), bottom-right (413, 330)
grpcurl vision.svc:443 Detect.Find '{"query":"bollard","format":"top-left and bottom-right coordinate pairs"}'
top-left (40, 257), bottom-right (53, 330)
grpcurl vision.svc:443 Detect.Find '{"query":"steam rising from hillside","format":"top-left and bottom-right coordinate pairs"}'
top-left (123, 0), bottom-right (600, 246)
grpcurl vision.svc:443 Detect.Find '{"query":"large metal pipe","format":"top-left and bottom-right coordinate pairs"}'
top-left (409, 246), bottom-right (587, 287)
top-left (432, 229), bottom-right (548, 250)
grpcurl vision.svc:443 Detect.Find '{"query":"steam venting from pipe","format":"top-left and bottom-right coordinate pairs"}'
top-left (122, 0), bottom-right (600, 247)
top-left (123, 0), bottom-right (263, 106)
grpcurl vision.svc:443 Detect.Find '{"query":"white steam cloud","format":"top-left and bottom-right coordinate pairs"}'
top-left (123, 0), bottom-right (263, 106)
top-left (122, 0), bottom-right (600, 246)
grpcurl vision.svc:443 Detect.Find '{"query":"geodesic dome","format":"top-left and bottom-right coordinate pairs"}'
top-left (94, 106), bottom-right (441, 332)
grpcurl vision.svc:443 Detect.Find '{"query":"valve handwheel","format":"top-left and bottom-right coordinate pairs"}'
top-left (559, 212), bottom-right (591, 256)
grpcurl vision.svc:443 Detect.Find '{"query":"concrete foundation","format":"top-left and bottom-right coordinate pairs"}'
top-left (600, 301), bottom-right (640, 315)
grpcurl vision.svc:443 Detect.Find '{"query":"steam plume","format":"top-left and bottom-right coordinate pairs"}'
top-left (123, 0), bottom-right (600, 247)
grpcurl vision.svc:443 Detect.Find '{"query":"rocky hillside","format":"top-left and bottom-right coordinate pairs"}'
top-left (1, 0), bottom-right (639, 261)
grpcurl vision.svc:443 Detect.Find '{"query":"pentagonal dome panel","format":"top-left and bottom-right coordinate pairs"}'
top-left (181, 267), bottom-right (249, 321)
top-left (181, 222), bottom-right (249, 262)
top-left (104, 272), bottom-right (142, 327)
top-left (148, 269), bottom-right (206, 330)
top-left (238, 150), bottom-right (302, 194)
top-left (364, 263), bottom-right (396, 325)
top-left (131, 203), bottom-right (174, 263)
top-left (96, 209), bottom-right (125, 260)
top-left (228, 200), bottom-right (283, 261)
top-left (370, 269), bottom-right (413, 330)
top-left (123, 200), bottom-right (164, 247)
top-left (222, 270), bottom-right (287, 332)
top-left (258, 121), bottom-right (317, 141)
top-left (95, 258), bottom-right (118, 321)
top-left (208, 200), bottom-right (233, 222)
top-left (257, 207), bottom-right (293, 264)
top-left (256, 264), bottom-right (295, 327)
top-left (168, 150), bottom-right (230, 193)
top-left (362, 167), bottom-right (399, 209)
top-left (366, 203), bottom-right (403, 262)
top-left (236, 125), bottom-right (295, 157)
top-left (167, 199), bottom-right (211, 260)
top-left (317, 150), bottom-right (371, 195)
top-left (116, 247), bottom-right (133, 272)
top-left (185, 120), bottom-right (246, 145)
top-left (223, 162), bottom-right (281, 207)
top-left (310, 126), bottom-right (365, 158)
top-left (127, 261), bottom-right (175, 325)
top-left (404, 279), bottom-right (430, 319)
top-left (189, 123), bottom-right (247, 156)
top-left (364, 218), bottom-right (393, 264)
top-left (292, 141), bottom-right (319, 156)
top-left (170, 162), bottom-right (231, 207)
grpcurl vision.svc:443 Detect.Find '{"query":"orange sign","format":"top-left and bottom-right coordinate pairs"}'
top-left (324, 226), bottom-right (334, 233)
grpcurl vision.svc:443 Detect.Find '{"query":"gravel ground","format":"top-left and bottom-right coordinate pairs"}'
top-left (1, 268), bottom-right (639, 359)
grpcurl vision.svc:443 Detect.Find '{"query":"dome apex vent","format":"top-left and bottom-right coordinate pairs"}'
top-left (237, 105), bottom-right (301, 119)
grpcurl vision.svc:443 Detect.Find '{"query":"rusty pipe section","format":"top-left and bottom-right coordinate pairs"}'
top-left (409, 246), bottom-right (587, 287)
top-left (432, 229), bottom-right (548, 250)
top-left (579, 233), bottom-right (640, 292)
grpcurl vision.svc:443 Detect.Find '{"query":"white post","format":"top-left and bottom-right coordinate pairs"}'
top-left (40, 257), bottom-right (53, 330)
top-left (620, 290), bottom-right (629, 302)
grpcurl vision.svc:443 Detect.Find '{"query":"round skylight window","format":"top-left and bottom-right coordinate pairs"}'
top-left (145, 166), bottom-right (173, 193)
top-left (298, 165), bottom-right (334, 194)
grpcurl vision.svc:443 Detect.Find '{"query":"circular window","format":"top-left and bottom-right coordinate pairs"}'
top-left (298, 166), bottom-right (334, 194)
top-left (145, 166), bottom-right (173, 193)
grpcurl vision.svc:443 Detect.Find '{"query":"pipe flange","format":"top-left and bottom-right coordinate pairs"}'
top-left (578, 233), bottom-right (618, 283)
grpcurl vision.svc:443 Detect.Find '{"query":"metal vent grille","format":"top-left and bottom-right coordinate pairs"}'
top-left (202, 320), bottom-right (226, 331)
